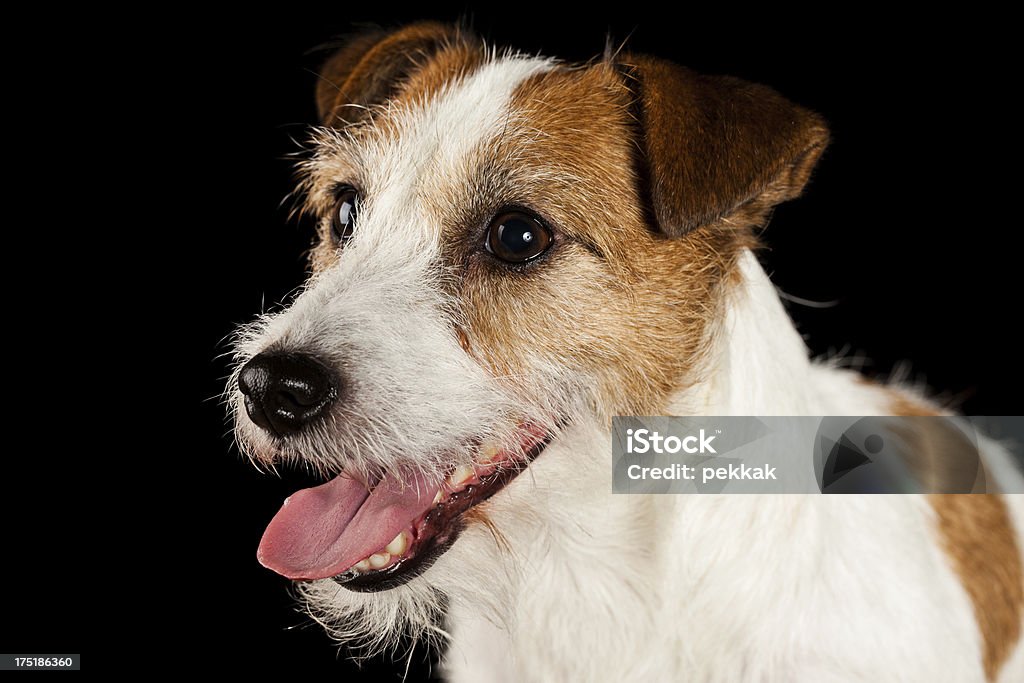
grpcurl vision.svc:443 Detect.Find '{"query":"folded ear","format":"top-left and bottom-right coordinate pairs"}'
top-left (315, 22), bottom-right (469, 126)
top-left (621, 56), bottom-right (829, 237)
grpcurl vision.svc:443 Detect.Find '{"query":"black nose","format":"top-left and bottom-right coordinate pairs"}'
top-left (237, 352), bottom-right (338, 436)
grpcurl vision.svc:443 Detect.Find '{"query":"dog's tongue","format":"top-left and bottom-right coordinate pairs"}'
top-left (257, 471), bottom-right (440, 580)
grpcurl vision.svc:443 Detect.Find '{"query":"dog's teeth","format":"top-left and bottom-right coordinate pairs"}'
top-left (449, 464), bottom-right (475, 487)
top-left (433, 490), bottom-right (444, 505)
top-left (479, 441), bottom-right (502, 463)
top-left (368, 552), bottom-right (391, 569)
top-left (386, 531), bottom-right (409, 556)
top-left (353, 559), bottom-right (371, 572)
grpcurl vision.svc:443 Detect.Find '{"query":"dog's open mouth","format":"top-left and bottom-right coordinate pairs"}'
top-left (257, 423), bottom-right (551, 591)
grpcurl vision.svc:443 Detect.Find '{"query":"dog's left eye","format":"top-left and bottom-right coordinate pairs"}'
top-left (485, 211), bottom-right (552, 263)
top-left (330, 188), bottom-right (359, 245)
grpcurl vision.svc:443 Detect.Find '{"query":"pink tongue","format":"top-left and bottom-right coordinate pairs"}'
top-left (257, 471), bottom-right (440, 580)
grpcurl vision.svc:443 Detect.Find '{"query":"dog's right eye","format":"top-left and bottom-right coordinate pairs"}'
top-left (485, 211), bottom-right (552, 263)
top-left (330, 188), bottom-right (359, 245)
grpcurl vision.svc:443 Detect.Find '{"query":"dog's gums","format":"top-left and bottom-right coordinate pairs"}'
top-left (257, 423), bottom-right (551, 591)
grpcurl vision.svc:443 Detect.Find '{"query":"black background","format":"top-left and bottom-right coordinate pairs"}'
top-left (13, 7), bottom-right (1021, 679)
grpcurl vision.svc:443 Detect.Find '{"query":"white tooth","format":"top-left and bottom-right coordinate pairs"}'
top-left (433, 490), bottom-right (444, 505)
top-left (449, 464), bottom-right (475, 487)
top-left (368, 552), bottom-right (391, 569)
top-left (479, 441), bottom-right (501, 463)
top-left (353, 559), bottom-right (370, 572)
top-left (386, 531), bottom-right (409, 556)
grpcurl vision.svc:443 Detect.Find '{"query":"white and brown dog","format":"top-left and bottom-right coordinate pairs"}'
top-left (230, 23), bottom-right (1024, 682)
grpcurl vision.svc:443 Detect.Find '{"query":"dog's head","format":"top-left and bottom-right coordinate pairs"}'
top-left (229, 22), bottom-right (826, 647)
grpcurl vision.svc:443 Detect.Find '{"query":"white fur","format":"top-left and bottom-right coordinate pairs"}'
top-left (232, 56), bottom-right (1024, 682)
top-left (232, 55), bottom-right (556, 484)
top-left (442, 252), bottom-right (1024, 683)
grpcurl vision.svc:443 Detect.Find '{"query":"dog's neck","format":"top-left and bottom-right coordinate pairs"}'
top-left (445, 252), bottom-right (922, 680)
top-left (671, 249), bottom-right (817, 416)
top-left (670, 248), bottom-right (888, 417)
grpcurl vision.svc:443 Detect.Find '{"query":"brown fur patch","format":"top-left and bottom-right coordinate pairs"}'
top-left (455, 326), bottom-right (472, 354)
top-left (619, 56), bottom-right (829, 236)
top-left (889, 392), bottom-right (1024, 679)
top-left (315, 28), bottom-right (388, 124)
top-left (879, 390), bottom-right (982, 492)
top-left (450, 63), bottom-right (748, 415)
top-left (930, 495), bottom-right (1023, 680)
top-left (307, 26), bottom-right (484, 273)
top-left (888, 390), bottom-right (946, 416)
top-left (315, 23), bottom-right (473, 127)
top-left (392, 39), bottom-right (484, 105)
top-left (449, 60), bottom-right (827, 415)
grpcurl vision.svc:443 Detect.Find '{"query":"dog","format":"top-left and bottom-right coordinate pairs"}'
top-left (229, 23), bottom-right (1024, 682)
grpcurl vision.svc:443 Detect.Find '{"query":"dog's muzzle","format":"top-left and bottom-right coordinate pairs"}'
top-left (237, 349), bottom-right (557, 592)
top-left (238, 352), bottom-right (338, 436)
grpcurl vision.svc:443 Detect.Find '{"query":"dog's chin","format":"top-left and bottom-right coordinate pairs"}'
top-left (255, 421), bottom-right (554, 592)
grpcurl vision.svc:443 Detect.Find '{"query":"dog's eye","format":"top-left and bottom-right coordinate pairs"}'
top-left (330, 188), bottom-right (359, 245)
top-left (485, 212), bottom-right (552, 263)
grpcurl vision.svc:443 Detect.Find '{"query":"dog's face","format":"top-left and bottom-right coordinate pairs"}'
top-left (229, 22), bottom-right (827, 646)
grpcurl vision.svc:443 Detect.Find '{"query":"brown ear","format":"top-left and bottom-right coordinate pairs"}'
top-left (315, 22), bottom-right (469, 126)
top-left (621, 56), bottom-right (829, 237)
